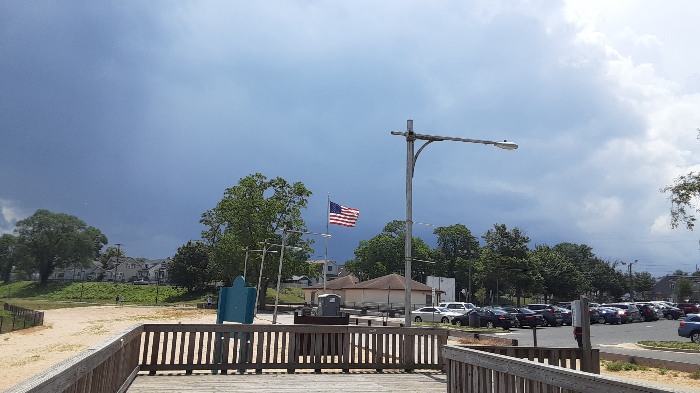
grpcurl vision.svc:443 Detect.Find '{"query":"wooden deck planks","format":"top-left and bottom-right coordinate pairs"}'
top-left (126, 372), bottom-right (447, 393)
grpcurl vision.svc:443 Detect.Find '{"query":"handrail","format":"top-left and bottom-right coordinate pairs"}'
top-left (140, 324), bottom-right (448, 374)
top-left (443, 345), bottom-right (676, 393)
top-left (4, 324), bottom-right (144, 393)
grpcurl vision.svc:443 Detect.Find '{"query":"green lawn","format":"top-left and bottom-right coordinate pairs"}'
top-left (0, 281), bottom-right (306, 310)
top-left (0, 281), bottom-right (213, 308)
top-left (638, 341), bottom-right (700, 351)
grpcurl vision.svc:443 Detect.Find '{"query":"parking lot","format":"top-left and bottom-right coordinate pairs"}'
top-left (504, 316), bottom-right (685, 347)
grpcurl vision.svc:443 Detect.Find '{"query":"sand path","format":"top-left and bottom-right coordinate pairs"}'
top-left (0, 305), bottom-right (270, 390)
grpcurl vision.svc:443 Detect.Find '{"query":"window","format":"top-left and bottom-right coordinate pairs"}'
top-left (671, 283), bottom-right (676, 290)
top-left (327, 265), bottom-right (333, 272)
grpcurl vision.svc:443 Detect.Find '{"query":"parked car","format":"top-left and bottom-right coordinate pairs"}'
top-left (558, 307), bottom-right (573, 326)
top-left (410, 307), bottom-right (462, 323)
top-left (678, 314), bottom-right (700, 343)
top-left (438, 302), bottom-right (476, 314)
top-left (502, 307), bottom-right (546, 328)
top-left (662, 306), bottom-right (685, 320)
top-left (636, 304), bottom-right (659, 322)
top-left (637, 303), bottom-right (665, 320)
top-left (676, 303), bottom-right (700, 315)
top-left (588, 307), bottom-right (605, 324)
top-left (603, 303), bottom-right (640, 323)
top-left (452, 308), bottom-right (518, 330)
top-left (524, 304), bottom-right (563, 327)
top-left (132, 280), bottom-right (149, 285)
top-left (596, 307), bottom-right (622, 324)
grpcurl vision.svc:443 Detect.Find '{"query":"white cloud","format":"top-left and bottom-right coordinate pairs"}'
top-left (0, 199), bottom-right (27, 234)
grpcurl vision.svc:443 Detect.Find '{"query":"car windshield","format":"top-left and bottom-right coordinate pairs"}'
top-left (518, 308), bottom-right (535, 314)
top-left (492, 309), bottom-right (508, 315)
top-left (437, 308), bottom-right (450, 313)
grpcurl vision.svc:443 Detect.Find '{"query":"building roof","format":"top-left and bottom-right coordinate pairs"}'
top-left (350, 274), bottom-right (443, 293)
top-left (303, 273), bottom-right (443, 293)
top-left (304, 275), bottom-right (359, 290)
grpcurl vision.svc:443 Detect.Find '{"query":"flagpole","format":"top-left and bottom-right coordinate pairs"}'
top-left (324, 193), bottom-right (329, 294)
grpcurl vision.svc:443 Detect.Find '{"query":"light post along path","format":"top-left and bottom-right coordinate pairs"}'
top-left (272, 229), bottom-right (330, 324)
top-left (391, 119), bottom-right (517, 326)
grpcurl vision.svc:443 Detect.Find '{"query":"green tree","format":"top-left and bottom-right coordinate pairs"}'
top-left (433, 224), bottom-right (479, 297)
top-left (480, 224), bottom-right (533, 306)
top-left (348, 220), bottom-right (431, 281)
top-left (168, 241), bottom-right (211, 292)
top-left (14, 209), bottom-right (107, 285)
top-left (99, 246), bottom-right (125, 266)
top-left (692, 270), bottom-right (700, 277)
top-left (588, 259), bottom-right (627, 300)
top-left (673, 269), bottom-right (688, 276)
top-left (200, 173), bottom-right (315, 308)
top-left (661, 130), bottom-right (700, 232)
top-left (0, 234), bottom-right (23, 282)
top-left (633, 271), bottom-right (656, 299)
top-left (675, 278), bottom-right (693, 300)
top-left (529, 245), bottom-right (584, 302)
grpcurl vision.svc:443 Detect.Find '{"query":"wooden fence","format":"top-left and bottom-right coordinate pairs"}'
top-left (4, 324), bottom-right (143, 393)
top-left (463, 346), bottom-right (600, 374)
top-left (139, 323), bottom-right (448, 374)
top-left (443, 345), bottom-right (677, 393)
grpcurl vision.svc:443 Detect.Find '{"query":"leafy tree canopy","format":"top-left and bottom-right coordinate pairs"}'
top-left (169, 241), bottom-right (211, 292)
top-left (200, 173), bottom-right (315, 306)
top-left (14, 209), bottom-right (107, 285)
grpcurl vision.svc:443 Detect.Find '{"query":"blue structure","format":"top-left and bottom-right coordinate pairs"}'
top-left (214, 276), bottom-right (257, 374)
top-left (216, 276), bottom-right (256, 324)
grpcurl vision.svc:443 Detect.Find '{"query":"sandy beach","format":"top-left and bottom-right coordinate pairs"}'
top-left (0, 305), bottom-right (271, 390)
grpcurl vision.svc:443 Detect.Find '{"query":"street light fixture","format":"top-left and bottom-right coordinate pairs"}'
top-left (272, 229), bottom-right (330, 324)
top-left (391, 119), bottom-right (518, 326)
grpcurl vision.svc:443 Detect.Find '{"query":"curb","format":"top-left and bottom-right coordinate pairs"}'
top-left (635, 343), bottom-right (700, 354)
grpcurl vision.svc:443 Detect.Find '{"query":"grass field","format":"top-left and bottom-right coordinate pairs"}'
top-left (0, 281), bottom-right (306, 310)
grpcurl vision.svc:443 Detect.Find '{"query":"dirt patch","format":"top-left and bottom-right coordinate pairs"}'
top-left (0, 305), bottom-right (228, 390)
top-left (601, 366), bottom-right (700, 390)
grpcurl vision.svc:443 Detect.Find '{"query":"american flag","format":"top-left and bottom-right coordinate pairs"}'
top-left (329, 201), bottom-right (360, 227)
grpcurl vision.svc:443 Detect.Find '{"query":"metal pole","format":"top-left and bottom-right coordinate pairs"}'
top-left (114, 243), bottom-right (124, 285)
top-left (324, 193), bottom-right (329, 294)
top-left (272, 230), bottom-right (287, 324)
top-left (254, 243), bottom-right (269, 317)
top-left (243, 247), bottom-right (250, 282)
top-left (404, 119), bottom-right (414, 326)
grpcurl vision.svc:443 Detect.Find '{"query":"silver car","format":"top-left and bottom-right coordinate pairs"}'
top-left (411, 307), bottom-right (463, 323)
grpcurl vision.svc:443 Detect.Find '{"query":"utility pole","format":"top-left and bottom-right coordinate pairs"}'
top-left (114, 243), bottom-right (124, 285)
top-left (622, 260), bottom-right (638, 299)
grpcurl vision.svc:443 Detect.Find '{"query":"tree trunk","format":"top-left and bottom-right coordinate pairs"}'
top-left (39, 261), bottom-right (54, 285)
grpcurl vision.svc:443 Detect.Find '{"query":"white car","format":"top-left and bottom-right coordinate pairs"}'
top-left (438, 302), bottom-right (476, 314)
top-left (411, 307), bottom-right (463, 323)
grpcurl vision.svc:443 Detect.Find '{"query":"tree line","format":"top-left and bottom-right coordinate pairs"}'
top-left (344, 221), bottom-right (677, 306)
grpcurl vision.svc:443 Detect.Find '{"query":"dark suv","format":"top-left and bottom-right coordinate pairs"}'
top-left (524, 304), bottom-right (563, 327)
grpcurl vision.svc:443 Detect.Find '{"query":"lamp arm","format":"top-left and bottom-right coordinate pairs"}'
top-left (412, 140), bottom-right (437, 178)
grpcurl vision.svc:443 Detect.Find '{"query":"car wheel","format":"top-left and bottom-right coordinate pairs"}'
top-left (691, 331), bottom-right (700, 344)
top-left (414, 316), bottom-right (422, 323)
top-left (455, 319), bottom-right (463, 326)
top-left (486, 321), bottom-right (495, 329)
top-left (666, 314), bottom-right (673, 320)
top-left (599, 318), bottom-right (605, 324)
top-left (441, 317), bottom-right (449, 324)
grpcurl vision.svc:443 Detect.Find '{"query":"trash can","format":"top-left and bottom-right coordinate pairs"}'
top-left (468, 312), bottom-right (481, 328)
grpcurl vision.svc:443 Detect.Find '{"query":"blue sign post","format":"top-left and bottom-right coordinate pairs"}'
top-left (214, 276), bottom-right (256, 374)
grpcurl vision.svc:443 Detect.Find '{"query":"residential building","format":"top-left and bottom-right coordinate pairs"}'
top-left (306, 260), bottom-right (340, 286)
top-left (652, 274), bottom-right (700, 302)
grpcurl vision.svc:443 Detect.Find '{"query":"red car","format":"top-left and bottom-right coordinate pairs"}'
top-left (676, 303), bottom-right (700, 314)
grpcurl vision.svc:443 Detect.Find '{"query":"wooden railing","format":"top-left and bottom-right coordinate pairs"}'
top-left (4, 324), bottom-right (143, 393)
top-left (140, 324), bottom-right (448, 374)
top-left (463, 346), bottom-right (600, 374)
top-left (443, 345), bottom-right (677, 393)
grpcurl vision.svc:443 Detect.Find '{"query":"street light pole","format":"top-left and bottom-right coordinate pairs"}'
top-left (271, 229), bottom-right (330, 324)
top-left (392, 119), bottom-right (517, 326)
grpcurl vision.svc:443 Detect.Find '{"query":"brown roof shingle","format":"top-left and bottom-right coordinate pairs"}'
top-left (304, 275), bottom-right (359, 290)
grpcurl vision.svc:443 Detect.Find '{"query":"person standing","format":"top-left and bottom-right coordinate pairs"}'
top-left (207, 296), bottom-right (212, 309)
top-left (120, 295), bottom-right (125, 307)
top-left (116, 295), bottom-right (119, 306)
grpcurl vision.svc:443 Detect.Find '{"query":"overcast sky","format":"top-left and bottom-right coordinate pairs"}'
top-left (2, 1), bottom-right (700, 277)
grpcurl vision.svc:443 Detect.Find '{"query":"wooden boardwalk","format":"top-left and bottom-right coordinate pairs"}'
top-left (126, 371), bottom-right (447, 392)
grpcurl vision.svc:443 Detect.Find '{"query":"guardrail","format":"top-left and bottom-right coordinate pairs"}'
top-left (4, 324), bottom-right (143, 393)
top-left (462, 345), bottom-right (599, 373)
top-left (443, 345), bottom-right (676, 393)
top-left (140, 324), bottom-right (448, 374)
